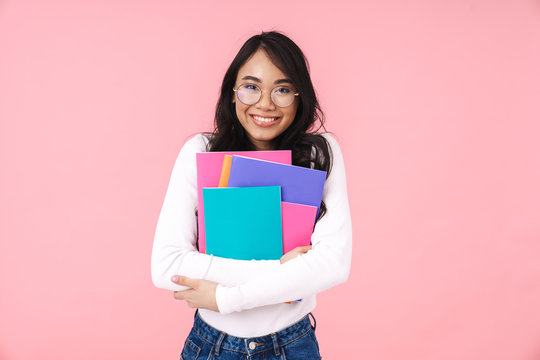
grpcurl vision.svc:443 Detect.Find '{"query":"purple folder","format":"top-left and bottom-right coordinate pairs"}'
top-left (227, 156), bottom-right (327, 214)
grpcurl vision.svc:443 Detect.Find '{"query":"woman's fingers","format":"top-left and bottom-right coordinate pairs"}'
top-left (298, 245), bottom-right (312, 252)
top-left (174, 289), bottom-right (193, 300)
top-left (171, 275), bottom-right (198, 288)
top-left (173, 290), bottom-right (200, 308)
top-left (280, 245), bottom-right (313, 264)
top-left (172, 279), bottom-right (219, 311)
top-left (171, 276), bottom-right (198, 301)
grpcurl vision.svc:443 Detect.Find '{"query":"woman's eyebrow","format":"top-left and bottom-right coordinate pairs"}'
top-left (274, 78), bottom-right (293, 85)
top-left (241, 75), bottom-right (262, 82)
top-left (241, 75), bottom-right (293, 85)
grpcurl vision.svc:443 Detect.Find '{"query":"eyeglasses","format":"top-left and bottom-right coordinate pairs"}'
top-left (233, 83), bottom-right (299, 108)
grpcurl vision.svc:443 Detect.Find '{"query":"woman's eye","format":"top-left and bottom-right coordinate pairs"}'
top-left (274, 87), bottom-right (292, 94)
top-left (242, 84), bottom-right (258, 91)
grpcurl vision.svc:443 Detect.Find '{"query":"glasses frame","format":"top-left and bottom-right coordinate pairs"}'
top-left (233, 83), bottom-right (299, 108)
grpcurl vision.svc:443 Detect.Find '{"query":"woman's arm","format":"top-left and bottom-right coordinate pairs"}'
top-left (214, 133), bottom-right (353, 314)
top-left (151, 134), bottom-right (281, 292)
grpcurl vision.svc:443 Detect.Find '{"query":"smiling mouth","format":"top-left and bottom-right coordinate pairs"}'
top-left (250, 114), bottom-right (280, 123)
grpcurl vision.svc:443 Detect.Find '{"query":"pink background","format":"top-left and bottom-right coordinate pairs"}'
top-left (1, 0), bottom-right (540, 359)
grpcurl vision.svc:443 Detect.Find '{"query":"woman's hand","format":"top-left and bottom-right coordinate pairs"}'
top-left (171, 276), bottom-right (219, 312)
top-left (280, 245), bottom-right (312, 264)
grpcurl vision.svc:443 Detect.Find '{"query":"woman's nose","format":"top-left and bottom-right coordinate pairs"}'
top-left (255, 91), bottom-right (276, 110)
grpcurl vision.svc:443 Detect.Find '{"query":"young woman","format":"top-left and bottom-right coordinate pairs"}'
top-left (151, 31), bottom-right (352, 359)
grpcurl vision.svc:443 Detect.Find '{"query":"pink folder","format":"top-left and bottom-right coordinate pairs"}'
top-left (281, 202), bottom-right (316, 304)
top-left (196, 151), bottom-right (291, 254)
top-left (281, 202), bottom-right (318, 253)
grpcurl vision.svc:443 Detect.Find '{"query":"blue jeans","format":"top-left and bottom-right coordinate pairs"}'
top-left (180, 309), bottom-right (322, 360)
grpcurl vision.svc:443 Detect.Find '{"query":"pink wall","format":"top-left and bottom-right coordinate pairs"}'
top-left (1, 0), bottom-right (540, 359)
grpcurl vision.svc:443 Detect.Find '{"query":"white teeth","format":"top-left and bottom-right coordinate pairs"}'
top-left (252, 115), bottom-right (278, 122)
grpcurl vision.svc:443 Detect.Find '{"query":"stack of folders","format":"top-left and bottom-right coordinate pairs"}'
top-left (196, 151), bottom-right (327, 304)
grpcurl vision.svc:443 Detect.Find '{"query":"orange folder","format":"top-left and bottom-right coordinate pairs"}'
top-left (218, 155), bottom-right (232, 187)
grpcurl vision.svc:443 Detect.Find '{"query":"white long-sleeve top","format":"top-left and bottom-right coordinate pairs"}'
top-left (151, 132), bottom-right (352, 337)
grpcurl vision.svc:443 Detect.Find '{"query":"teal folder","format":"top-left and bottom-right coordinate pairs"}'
top-left (203, 186), bottom-right (283, 260)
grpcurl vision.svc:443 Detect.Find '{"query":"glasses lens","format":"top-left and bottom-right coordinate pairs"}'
top-left (271, 86), bottom-right (296, 107)
top-left (236, 84), bottom-right (260, 105)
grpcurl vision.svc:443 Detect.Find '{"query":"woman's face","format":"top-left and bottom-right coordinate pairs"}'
top-left (233, 49), bottom-right (299, 150)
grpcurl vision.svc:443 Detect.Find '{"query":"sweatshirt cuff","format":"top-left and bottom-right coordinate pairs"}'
top-left (216, 284), bottom-right (243, 315)
top-left (215, 259), bottom-right (281, 314)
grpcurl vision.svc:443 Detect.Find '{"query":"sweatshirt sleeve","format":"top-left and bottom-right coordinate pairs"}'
top-left (151, 134), bottom-right (281, 292)
top-left (215, 133), bottom-right (353, 314)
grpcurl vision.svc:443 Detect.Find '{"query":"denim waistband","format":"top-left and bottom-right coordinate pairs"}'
top-left (191, 309), bottom-right (316, 357)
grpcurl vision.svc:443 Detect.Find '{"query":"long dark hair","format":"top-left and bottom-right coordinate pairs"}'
top-left (204, 31), bottom-right (332, 221)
